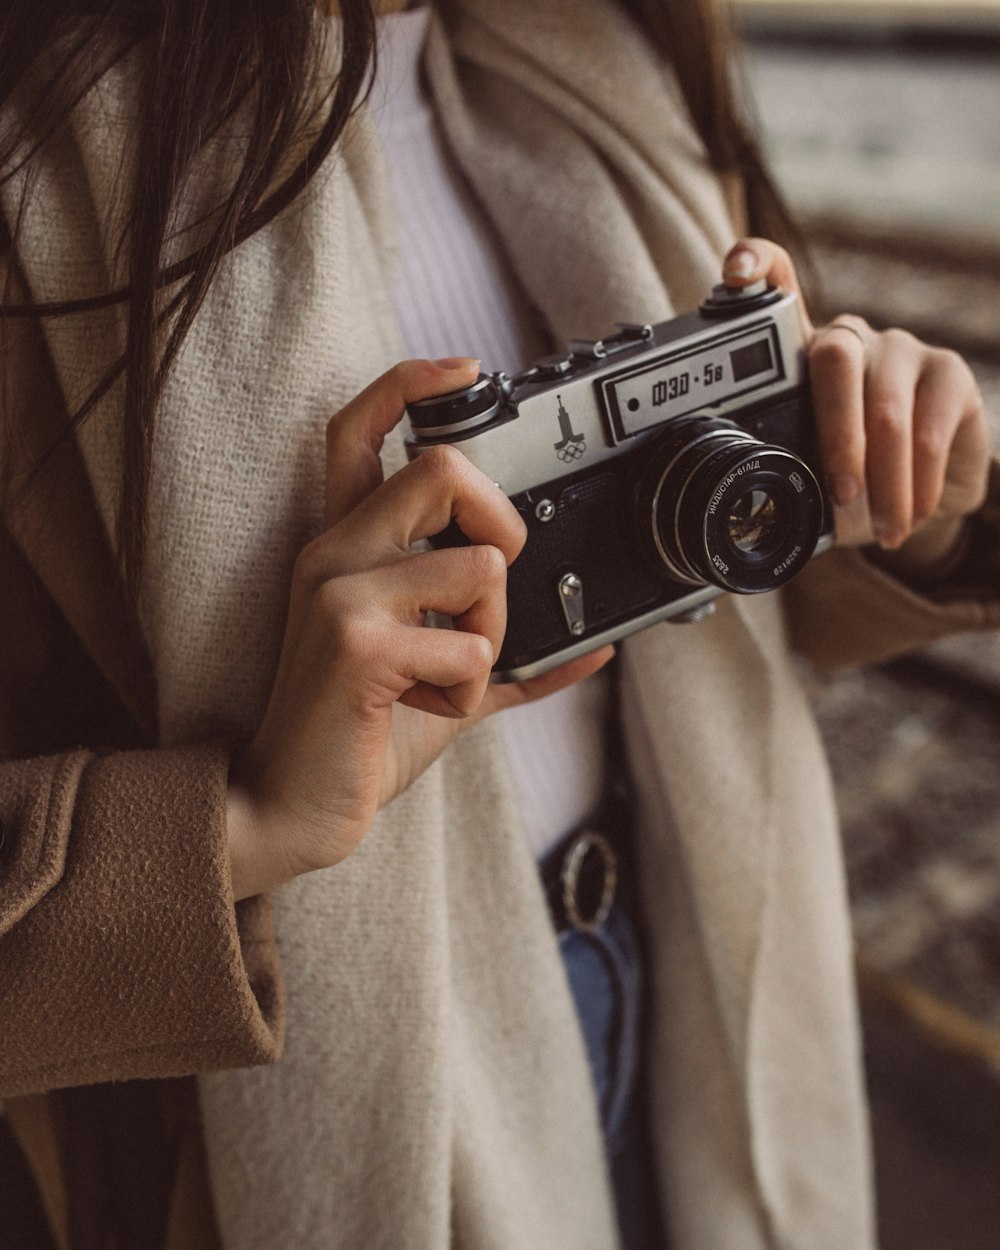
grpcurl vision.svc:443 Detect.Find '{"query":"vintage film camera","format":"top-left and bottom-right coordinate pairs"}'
top-left (405, 281), bottom-right (832, 682)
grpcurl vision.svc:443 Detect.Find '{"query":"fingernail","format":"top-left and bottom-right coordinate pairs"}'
top-left (723, 248), bottom-right (758, 281)
top-left (830, 474), bottom-right (862, 506)
top-left (876, 527), bottom-right (906, 550)
top-left (435, 356), bottom-right (480, 371)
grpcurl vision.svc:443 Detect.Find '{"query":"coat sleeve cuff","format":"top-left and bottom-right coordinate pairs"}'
top-left (783, 460), bottom-right (1000, 672)
top-left (0, 741), bottom-right (284, 1096)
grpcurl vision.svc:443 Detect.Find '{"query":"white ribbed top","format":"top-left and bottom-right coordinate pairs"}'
top-left (370, 8), bottom-right (609, 858)
top-left (368, 8), bottom-right (544, 371)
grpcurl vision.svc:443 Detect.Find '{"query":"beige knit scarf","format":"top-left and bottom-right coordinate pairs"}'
top-left (186, 8), bottom-right (732, 1247)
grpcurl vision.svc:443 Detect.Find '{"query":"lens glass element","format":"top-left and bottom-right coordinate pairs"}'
top-left (727, 488), bottom-right (785, 557)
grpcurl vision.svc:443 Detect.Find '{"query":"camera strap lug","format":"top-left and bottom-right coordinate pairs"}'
top-left (613, 322), bottom-right (654, 343)
top-left (568, 323), bottom-right (652, 363)
top-left (558, 573), bottom-right (587, 636)
top-left (569, 339), bottom-right (608, 361)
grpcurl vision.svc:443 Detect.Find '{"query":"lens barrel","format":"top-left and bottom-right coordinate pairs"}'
top-left (641, 418), bottom-right (825, 593)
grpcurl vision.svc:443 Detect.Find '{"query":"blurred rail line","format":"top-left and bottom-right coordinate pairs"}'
top-left (811, 234), bottom-right (1000, 363)
top-left (734, 0), bottom-right (1000, 43)
top-left (883, 653), bottom-right (1000, 721)
top-left (806, 217), bottom-right (1000, 276)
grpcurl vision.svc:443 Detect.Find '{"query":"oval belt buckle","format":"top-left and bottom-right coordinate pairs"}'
top-left (561, 830), bottom-right (618, 934)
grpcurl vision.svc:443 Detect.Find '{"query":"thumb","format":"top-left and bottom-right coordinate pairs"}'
top-left (475, 645), bottom-right (616, 720)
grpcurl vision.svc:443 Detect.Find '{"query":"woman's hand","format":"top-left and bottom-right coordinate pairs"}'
top-left (226, 358), bottom-right (613, 900)
top-left (722, 238), bottom-right (992, 572)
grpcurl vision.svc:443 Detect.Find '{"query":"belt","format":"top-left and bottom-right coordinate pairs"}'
top-left (541, 670), bottom-right (634, 936)
top-left (541, 772), bottom-right (632, 936)
top-left (543, 826), bottom-right (620, 934)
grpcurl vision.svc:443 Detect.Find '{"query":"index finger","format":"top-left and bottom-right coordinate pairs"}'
top-left (325, 357), bottom-right (480, 528)
top-left (721, 237), bottom-right (813, 335)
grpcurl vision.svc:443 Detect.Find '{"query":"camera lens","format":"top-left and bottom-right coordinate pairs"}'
top-left (641, 418), bottom-right (825, 593)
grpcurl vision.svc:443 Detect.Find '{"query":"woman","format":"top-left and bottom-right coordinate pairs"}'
top-left (1, 1), bottom-right (996, 1247)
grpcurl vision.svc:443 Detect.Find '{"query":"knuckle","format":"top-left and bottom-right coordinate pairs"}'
top-left (327, 600), bottom-right (383, 669)
top-left (318, 576), bottom-right (385, 651)
top-left (388, 359), bottom-right (416, 389)
top-left (392, 357), bottom-right (437, 393)
top-left (418, 442), bottom-right (466, 485)
top-left (293, 539), bottom-right (328, 592)
top-left (810, 335), bottom-right (856, 373)
top-left (295, 530), bottom-right (351, 590)
top-left (968, 391), bottom-right (988, 427)
top-left (325, 390), bottom-right (368, 447)
top-left (474, 632), bottom-right (495, 670)
top-left (881, 326), bottom-right (917, 354)
top-left (466, 543), bottom-right (507, 585)
top-left (463, 631), bottom-right (495, 672)
top-left (315, 575), bottom-right (353, 628)
top-left (866, 398), bottom-right (905, 439)
top-left (325, 409), bottom-right (345, 444)
top-left (913, 422), bottom-right (947, 463)
top-left (935, 346), bottom-right (976, 390)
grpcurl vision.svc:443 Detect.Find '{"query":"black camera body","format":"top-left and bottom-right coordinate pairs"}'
top-left (406, 281), bottom-right (831, 682)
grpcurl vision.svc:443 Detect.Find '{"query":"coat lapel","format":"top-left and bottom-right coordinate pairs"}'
top-left (2, 265), bottom-right (157, 741)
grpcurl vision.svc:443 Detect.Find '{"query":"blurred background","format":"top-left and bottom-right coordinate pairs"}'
top-left (732, 2), bottom-right (1000, 1246)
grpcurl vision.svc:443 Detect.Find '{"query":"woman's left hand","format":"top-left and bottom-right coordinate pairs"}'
top-left (722, 237), bottom-right (992, 573)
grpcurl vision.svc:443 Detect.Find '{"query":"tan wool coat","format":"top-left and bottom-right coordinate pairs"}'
top-left (2, 2), bottom-right (1000, 1248)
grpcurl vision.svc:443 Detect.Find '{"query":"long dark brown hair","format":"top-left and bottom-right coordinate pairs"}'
top-left (0, 0), bottom-right (801, 600)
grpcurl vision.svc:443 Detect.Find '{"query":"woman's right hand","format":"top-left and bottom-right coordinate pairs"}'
top-left (226, 359), bottom-right (613, 900)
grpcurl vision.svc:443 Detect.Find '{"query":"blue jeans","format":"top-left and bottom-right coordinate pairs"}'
top-left (559, 893), bottom-right (667, 1249)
